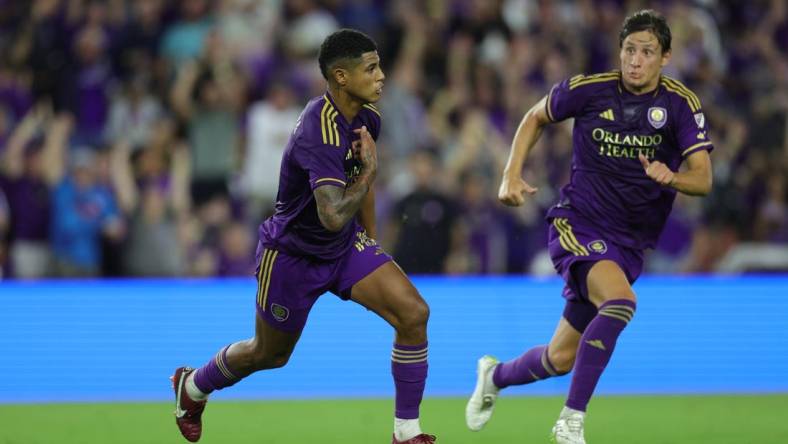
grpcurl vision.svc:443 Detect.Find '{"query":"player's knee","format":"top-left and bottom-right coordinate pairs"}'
top-left (246, 339), bottom-right (292, 370)
top-left (266, 353), bottom-right (290, 369)
top-left (396, 296), bottom-right (430, 333)
top-left (548, 347), bottom-right (575, 375)
top-left (409, 298), bottom-right (430, 328)
top-left (253, 351), bottom-right (291, 370)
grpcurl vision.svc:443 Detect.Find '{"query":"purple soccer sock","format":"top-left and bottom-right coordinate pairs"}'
top-left (391, 342), bottom-right (428, 419)
top-left (492, 345), bottom-right (564, 389)
top-left (192, 344), bottom-right (241, 394)
top-left (566, 299), bottom-right (636, 412)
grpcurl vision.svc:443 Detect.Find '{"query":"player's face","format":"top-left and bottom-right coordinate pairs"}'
top-left (346, 51), bottom-right (385, 103)
top-left (620, 30), bottom-right (670, 93)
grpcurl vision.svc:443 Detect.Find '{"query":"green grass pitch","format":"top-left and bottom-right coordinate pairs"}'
top-left (1, 395), bottom-right (786, 443)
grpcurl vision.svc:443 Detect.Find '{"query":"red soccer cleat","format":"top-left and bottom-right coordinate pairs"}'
top-left (171, 366), bottom-right (207, 442)
top-left (392, 434), bottom-right (437, 444)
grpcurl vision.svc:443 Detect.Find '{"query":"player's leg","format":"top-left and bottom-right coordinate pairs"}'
top-left (347, 261), bottom-right (433, 444)
top-left (552, 259), bottom-right (637, 444)
top-left (466, 301), bottom-right (592, 431)
top-left (567, 259), bottom-right (636, 411)
top-left (189, 312), bottom-right (302, 396)
top-left (173, 313), bottom-right (301, 442)
top-left (172, 247), bottom-right (318, 442)
top-left (494, 301), bottom-right (593, 388)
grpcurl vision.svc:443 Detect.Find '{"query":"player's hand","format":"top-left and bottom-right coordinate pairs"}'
top-left (498, 175), bottom-right (538, 206)
top-left (639, 153), bottom-right (675, 186)
top-left (353, 126), bottom-right (378, 180)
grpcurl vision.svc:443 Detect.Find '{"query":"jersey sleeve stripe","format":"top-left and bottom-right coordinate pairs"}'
top-left (661, 78), bottom-right (701, 111)
top-left (363, 103), bottom-right (381, 116)
top-left (320, 100), bottom-right (331, 144)
top-left (315, 177), bottom-right (347, 186)
top-left (546, 86), bottom-right (556, 122)
top-left (330, 109), bottom-right (340, 146)
top-left (681, 141), bottom-right (713, 156)
top-left (326, 107), bottom-right (339, 145)
top-left (663, 76), bottom-right (701, 109)
top-left (569, 73), bottom-right (618, 87)
top-left (568, 71), bottom-right (619, 87)
top-left (569, 75), bottom-right (619, 90)
top-left (665, 77), bottom-right (700, 110)
top-left (661, 81), bottom-right (698, 112)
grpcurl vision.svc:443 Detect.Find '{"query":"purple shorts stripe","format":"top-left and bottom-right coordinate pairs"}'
top-left (253, 225), bottom-right (392, 332)
top-left (548, 211), bottom-right (644, 333)
top-left (548, 212), bottom-right (643, 302)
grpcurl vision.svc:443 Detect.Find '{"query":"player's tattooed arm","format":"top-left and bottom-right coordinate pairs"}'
top-left (314, 182), bottom-right (370, 232)
top-left (314, 126), bottom-right (378, 232)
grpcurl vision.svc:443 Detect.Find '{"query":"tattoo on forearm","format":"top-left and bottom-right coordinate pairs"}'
top-left (314, 177), bottom-right (371, 231)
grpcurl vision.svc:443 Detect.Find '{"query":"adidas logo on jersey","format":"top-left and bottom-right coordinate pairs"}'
top-left (599, 109), bottom-right (615, 121)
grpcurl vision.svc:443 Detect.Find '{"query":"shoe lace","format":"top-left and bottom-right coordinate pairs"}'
top-left (416, 434), bottom-right (437, 443)
top-left (565, 415), bottom-right (584, 435)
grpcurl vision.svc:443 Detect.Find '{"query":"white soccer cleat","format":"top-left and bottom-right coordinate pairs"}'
top-left (465, 355), bottom-right (501, 431)
top-left (550, 411), bottom-right (586, 444)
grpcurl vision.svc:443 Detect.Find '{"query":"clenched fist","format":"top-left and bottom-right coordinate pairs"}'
top-left (498, 175), bottom-right (538, 206)
top-left (639, 153), bottom-right (675, 187)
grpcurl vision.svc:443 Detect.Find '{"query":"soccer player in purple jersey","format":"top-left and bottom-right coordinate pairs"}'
top-left (465, 10), bottom-right (713, 444)
top-left (171, 29), bottom-right (436, 444)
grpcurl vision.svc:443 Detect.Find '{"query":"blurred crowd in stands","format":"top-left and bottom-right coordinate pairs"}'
top-left (0, 0), bottom-right (785, 279)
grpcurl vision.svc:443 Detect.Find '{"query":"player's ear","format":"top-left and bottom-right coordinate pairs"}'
top-left (333, 67), bottom-right (348, 87)
top-left (660, 49), bottom-right (671, 67)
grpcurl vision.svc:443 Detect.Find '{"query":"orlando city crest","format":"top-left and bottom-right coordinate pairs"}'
top-left (587, 240), bottom-right (608, 254)
top-left (271, 303), bottom-right (290, 322)
top-left (648, 107), bottom-right (667, 129)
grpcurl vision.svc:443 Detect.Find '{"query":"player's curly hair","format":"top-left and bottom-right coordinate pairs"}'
top-left (318, 29), bottom-right (377, 81)
top-left (619, 9), bottom-right (671, 54)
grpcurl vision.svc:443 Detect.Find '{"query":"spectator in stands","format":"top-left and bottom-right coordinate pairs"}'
top-left (103, 73), bottom-right (164, 149)
top-left (389, 148), bottom-right (460, 274)
top-left (241, 81), bottom-right (300, 221)
top-left (170, 30), bottom-right (244, 208)
top-left (216, 220), bottom-right (254, 276)
top-left (160, 0), bottom-right (214, 69)
top-left (60, 24), bottom-right (115, 147)
top-left (0, 106), bottom-right (65, 278)
top-left (111, 135), bottom-right (191, 277)
top-left (50, 140), bottom-right (124, 277)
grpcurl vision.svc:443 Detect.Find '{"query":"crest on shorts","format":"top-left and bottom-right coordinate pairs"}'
top-left (694, 112), bottom-right (705, 128)
top-left (271, 303), bottom-right (290, 322)
top-left (648, 107), bottom-right (667, 129)
top-left (587, 240), bottom-right (608, 254)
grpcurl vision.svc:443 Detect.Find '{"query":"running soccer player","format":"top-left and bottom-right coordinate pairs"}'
top-left (172, 29), bottom-right (436, 444)
top-left (466, 10), bottom-right (712, 444)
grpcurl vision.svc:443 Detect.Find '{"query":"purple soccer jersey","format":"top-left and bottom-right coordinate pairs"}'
top-left (545, 71), bottom-right (713, 249)
top-left (258, 93), bottom-right (381, 260)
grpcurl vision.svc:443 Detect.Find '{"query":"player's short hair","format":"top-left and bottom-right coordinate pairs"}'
top-left (318, 29), bottom-right (377, 80)
top-left (619, 9), bottom-right (671, 54)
